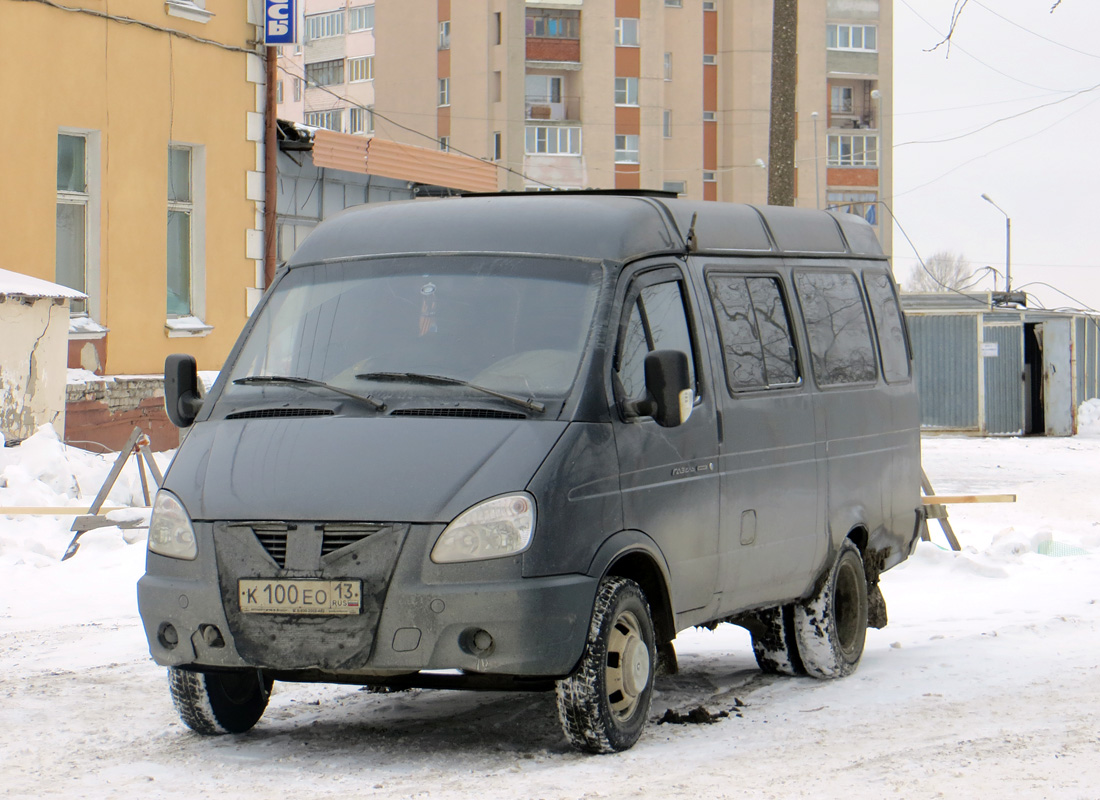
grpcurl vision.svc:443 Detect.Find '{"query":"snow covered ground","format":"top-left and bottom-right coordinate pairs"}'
top-left (2, 409), bottom-right (1099, 800)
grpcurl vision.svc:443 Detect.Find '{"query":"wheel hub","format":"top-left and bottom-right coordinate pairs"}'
top-left (606, 610), bottom-right (651, 720)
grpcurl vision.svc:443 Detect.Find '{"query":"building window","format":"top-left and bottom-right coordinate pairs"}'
top-left (827, 134), bottom-right (878, 167)
top-left (703, 1), bottom-right (716, 10)
top-left (831, 86), bottom-right (854, 113)
top-left (663, 181), bottom-right (686, 195)
top-left (827, 24), bottom-right (877, 52)
top-left (615, 17), bottom-right (639, 46)
top-left (167, 145), bottom-right (200, 318)
top-left (56, 132), bottom-right (93, 314)
top-left (305, 10), bottom-right (343, 41)
top-left (665, 0), bottom-right (682, 6)
top-left (703, 110), bottom-right (717, 122)
top-left (293, 78), bottom-right (301, 101)
top-left (703, 171), bottom-right (716, 182)
top-left (438, 77), bottom-right (450, 106)
top-left (349, 56), bottom-right (374, 82)
top-left (439, 136), bottom-right (450, 152)
top-left (828, 191), bottom-right (879, 225)
top-left (305, 59), bottom-right (344, 87)
top-left (525, 8), bottom-right (579, 39)
top-left (439, 20), bottom-right (451, 49)
top-left (348, 5), bottom-right (374, 32)
top-left (350, 106), bottom-right (373, 134)
top-left (664, 52), bottom-right (672, 80)
top-left (493, 131), bottom-right (502, 160)
top-left (614, 77), bottom-right (639, 106)
top-left (304, 109), bottom-right (343, 131)
top-left (663, 109), bottom-right (672, 138)
top-left (525, 125), bottom-right (582, 155)
top-left (614, 134), bottom-right (639, 163)
top-left (525, 74), bottom-right (563, 105)
top-left (494, 12), bottom-right (502, 44)
top-left (703, 53), bottom-right (717, 65)
top-left (276, 80), bottom-right (284, 104)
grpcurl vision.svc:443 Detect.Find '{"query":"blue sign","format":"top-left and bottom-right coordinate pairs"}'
top-left (265, 0), bottom-right (297, 45)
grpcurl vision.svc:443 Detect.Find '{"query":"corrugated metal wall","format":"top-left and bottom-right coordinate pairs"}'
top-left (909, 315), bottom-right (979, 430)
top-left (984, 323), bottom-right (1024, 435)
top-left (1089, 318), bottom-right (1099, 401)
top-left (1077, 317), bottom-right (1087, 407)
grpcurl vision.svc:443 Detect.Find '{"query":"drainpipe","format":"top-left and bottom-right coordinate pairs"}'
top-left (264, 45), bottom-right (278, 289)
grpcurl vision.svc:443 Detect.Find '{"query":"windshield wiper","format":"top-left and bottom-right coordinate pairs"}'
top-left (355, 372), bottom-right (545, 414)
top-left (233, 375), bottom-right (386, 411)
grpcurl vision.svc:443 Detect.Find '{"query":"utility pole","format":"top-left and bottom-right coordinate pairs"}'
top-left (768, 0), bottom-right (798, 207)
top-left (264, 45), bottom-right (278, 289)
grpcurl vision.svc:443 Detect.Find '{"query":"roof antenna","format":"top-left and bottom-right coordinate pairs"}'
top-left (684, 212), bottom-right (699, 253)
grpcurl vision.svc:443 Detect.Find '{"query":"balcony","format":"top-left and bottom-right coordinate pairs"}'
top-left (525, 95), bottom-right (580, 122)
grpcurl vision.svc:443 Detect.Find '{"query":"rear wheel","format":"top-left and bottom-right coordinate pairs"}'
top-left (556, 577), bottom-right (656, 754)
top-left (793, 540), bottom-right (868, 679)
top-left (168, 667), bottom-right (273, 735)
top-left (750, 605), bottom-right (805, 676)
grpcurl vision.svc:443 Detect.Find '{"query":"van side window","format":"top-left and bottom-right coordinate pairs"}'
top-left (617, 280), bottom-right (696, 402)
top-left (795, 271), bottom-right (877, 385)
top-left (863, 272), bottom-right (912, 383)
top-left (707, 274), bottom-right (800, 392)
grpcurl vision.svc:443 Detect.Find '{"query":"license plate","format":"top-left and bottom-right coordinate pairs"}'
top-left (239, 579), bottom-right (362, 615)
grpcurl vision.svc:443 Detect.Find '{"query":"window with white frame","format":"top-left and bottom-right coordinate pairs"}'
top-left (828, 191), bottom-right (879, 225)
top-left (614, 134), bottom-right (639, 163)
top-left (703, 110), bottom-right (716, 122)
top-left (439, 20), bottom-right (450, 49)
top-left (827, 134), bottom-right (878, 167)
top-left (56, 131), bottom-right (96, 315)
top-left (304, 109), bottom-right (343, 131)
top-left (703, 1), bottom-right (716, 10)
top-left (305, 10), bottom-right (343, 41)
top-left (665, 0), bottom-right (682, 6)
top-left (525, 8), bottom-right (579, 38)
top-left (438, 77), bottom-right (450, 106)
top-left (349, 106), bottom-right (373, 134)
top-left (525, 125), bottom-right (582, 155)
top-left (493, 131), bottom-right (502, 160)
top-left (349, 56), bottom-right (374, 82)
top-left (703, 170), bottom-right (716, 182)
top-left (614, 76), bottom-right (638, 106)
top-left (348, 5), bottom-right (374, 32)
top-left (293, 78), bottom-right (301, 101)
top-left (663, 180), bottom-right (686, 194)
top-left (615, 18), bottom-right (639, 46)
top-left (305, 59), bottom-right (344, 86)
top-left (827, 24), bottom-right (877, 52)
top-left (439, 136), bottom-right (450, 152)
top-left (276, 81), bottom-right (284, 104)
top-left (664, 52), bottom-right (672, 80)
top-left (831, 86), bottom-right (854, 113)
top-left (167, 144), bottom-right (203, 318)
top-left (703, 53), bottom-right (716, 65)
top-left (663, 109), bottom-right (672, 138)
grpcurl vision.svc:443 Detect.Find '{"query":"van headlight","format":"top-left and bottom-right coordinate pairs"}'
top-left (147, 490), bottom-right (198, 560)
top-left (431, 493), bottom-right (535, 563)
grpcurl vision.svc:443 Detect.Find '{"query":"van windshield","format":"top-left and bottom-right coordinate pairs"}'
top-left (221, 256), bottom-right (603, 413)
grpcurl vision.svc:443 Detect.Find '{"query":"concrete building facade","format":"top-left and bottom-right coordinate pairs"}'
top-left (277, 0), bottom-right (892, 253)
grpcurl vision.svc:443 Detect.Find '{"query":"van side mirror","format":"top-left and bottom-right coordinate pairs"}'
top-left (642, 350), bottom-right (694, 428)
top-left (165, 354), bottom-right (203, 428)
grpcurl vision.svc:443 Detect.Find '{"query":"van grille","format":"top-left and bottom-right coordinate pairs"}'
top-left (241, 523), bottom-right (385, 568)
top-left (391, 408), bottom-right (526, 420)
top-left (225, 408), bottom-right (335, 420)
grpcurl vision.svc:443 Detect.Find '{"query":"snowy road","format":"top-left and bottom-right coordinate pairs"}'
top-left (2, 429), bottom-right (1100, 799)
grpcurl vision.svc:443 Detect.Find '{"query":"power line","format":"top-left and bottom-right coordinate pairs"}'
top-left (971, 0), bottom-right (1100, 60)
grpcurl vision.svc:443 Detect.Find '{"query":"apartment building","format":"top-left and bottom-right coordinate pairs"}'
top-left (278, 0), bottom-right (891, 252)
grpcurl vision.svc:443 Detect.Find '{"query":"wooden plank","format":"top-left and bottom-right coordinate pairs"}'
top-left (921, 494), bottom-right (1016, 505)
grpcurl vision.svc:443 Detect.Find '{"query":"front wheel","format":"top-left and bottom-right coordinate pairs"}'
top-left (556, 577), bottom-right (656, 754)
top-left (168, 667), bottom-right (273, 735)
top-left (793, 539), bottom-right (868, 679)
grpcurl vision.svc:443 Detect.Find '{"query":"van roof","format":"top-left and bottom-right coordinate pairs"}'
top-left (285, 193), bottom-right (884, 267)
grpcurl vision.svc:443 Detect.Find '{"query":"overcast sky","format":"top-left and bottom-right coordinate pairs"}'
top-left (891, 0), bottom-right (1100, 311)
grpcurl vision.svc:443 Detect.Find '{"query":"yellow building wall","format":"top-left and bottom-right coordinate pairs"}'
top-left (0, 0), bottom-right (263, 375)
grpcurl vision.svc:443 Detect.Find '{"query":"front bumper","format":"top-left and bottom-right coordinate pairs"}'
top-left (137, 521), bottom-right (596, 678)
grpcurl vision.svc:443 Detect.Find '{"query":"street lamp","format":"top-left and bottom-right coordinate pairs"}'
top-left (980, 193), bottom-right (1011, 293)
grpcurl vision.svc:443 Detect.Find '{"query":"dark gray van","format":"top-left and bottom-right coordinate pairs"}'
top-left (139, 193), bottom-right (921, 753)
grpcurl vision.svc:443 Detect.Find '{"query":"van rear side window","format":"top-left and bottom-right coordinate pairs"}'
top-left (863, 272), bottom-right (912, 383)
top-left (795, 271), bottom-right (877, 386)
top-left (707, 273), bottom-right (800, 392)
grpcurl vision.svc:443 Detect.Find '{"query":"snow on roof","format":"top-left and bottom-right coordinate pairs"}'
top-left (0, 268), bottom-right (86, 300)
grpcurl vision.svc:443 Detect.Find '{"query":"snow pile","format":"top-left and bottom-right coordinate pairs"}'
top-left (0, 424), bottom-right (162, 566)
top-left (1078, 397), bottom-right (1100, 436)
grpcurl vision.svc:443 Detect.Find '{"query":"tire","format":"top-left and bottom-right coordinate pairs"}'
top-left (750, 605), bottom-right (806, 676)
top-left (168, 667), bottom-right (273, 735)
top-left (556, 577), bottom-right (656, 754)
top-left (793, 539), bottom-right (868, 679)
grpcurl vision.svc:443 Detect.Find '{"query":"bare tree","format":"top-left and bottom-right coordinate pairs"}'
top-left (767, 0), bottom-right (797, 206)
top-left (906, 251), bottom-right (974, 292)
